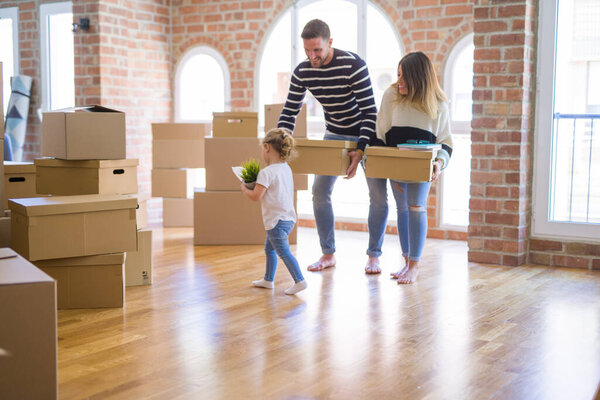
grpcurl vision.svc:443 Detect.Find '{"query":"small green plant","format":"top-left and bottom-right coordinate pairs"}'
top-left (240, 158), bottom-right (261, 183)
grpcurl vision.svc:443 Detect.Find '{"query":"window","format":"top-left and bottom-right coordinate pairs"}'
top-left (257, 0), bottom-right (402, 220)
top-left (533, 0), bottom-right (600, 241)
top-left (175, 46), bottom-right (230, 122)
top-left (40, 2), bottom-right (74, 111)
top-left (0, 7), bottom-right (19, 115)
top-left (441, 34), bottom-right (474, 229)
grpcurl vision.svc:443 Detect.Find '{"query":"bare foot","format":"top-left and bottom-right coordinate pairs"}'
top-left (307, 255), bottom-right (336, 272)
top-left (397, 266), bottom-right (418, 284)
top-left (390, 266), bottom-right (408, 279)
top-left (365, 257), bottom-right (381, 274)
top-left (390, 255), bottom-right (409, 279)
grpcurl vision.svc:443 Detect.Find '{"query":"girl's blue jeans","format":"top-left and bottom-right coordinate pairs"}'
top-left (264, 220), bottom-right (304, 283)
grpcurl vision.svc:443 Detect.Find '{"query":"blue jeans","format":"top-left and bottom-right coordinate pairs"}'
top-left (264, 220), bottom-right (304, 283)
top-left (390, 181), bottom-right (432, 261)
top-left (312, 133), bottom-right (388, 257)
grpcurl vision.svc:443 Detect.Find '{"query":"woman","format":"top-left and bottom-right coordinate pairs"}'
top-left (375, 51), bottom-right (453, 284)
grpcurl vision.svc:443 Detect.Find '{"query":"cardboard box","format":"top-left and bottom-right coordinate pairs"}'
top-left (264, 103), bottom-right (307, 138)
top-left (194, 188), bottom-right (266, 245)
top-left (35, 253), bottom-right (125, 309)
top-left (205, 137), bottom-right (262, 191)
top-left (163, 198), bottom-right (193, 227)
top-left (152, 123), bottom-right (210, 168)
top-left (42, 105), bottom-right (126, 160)
top-left (135, 194), bottom-right (149, 230)
top-left (212, 112), bottom-right (258, 138)
top-left (0, 211), bottom-right (11, 247)
top-left (152, 168), bottom-right (202, 199)
top-left (125, 229), bottom-right (152, 286)
top-left (365, 146), bottom-right (439, 182)
top-left (289, 139), bottom-right (357, 176)
top-left (35, 158), bottom-right (138, 196)
top-left (4, 162), bottom-right (37, 210)
top-left (9, 194), bottom-right (137, 261)
top-left (0, 248), bottom-right (57, 400)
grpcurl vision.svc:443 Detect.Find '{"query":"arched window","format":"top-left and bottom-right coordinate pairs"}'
top-left (257, 0), bottom-right (402, 219)
top-left (175, 47), bottom-right (230, 122)
top-left (441, 33), bottom-right (474, 228)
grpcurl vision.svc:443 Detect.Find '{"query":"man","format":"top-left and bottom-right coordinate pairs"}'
top-left (278, 19), bottom-right (388, 274)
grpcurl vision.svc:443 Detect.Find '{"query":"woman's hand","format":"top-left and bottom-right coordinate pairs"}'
top-left (431, 159), bottom-right (443, 181)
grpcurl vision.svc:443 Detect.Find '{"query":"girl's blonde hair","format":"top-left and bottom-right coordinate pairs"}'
top-left (263, 128), bottom-right (296, 161)
top-left (392, 51), bottom-right (448, 119)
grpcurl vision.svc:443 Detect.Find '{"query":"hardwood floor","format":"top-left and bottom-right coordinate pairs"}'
top-left (57, 227), bottom-right (600, 399)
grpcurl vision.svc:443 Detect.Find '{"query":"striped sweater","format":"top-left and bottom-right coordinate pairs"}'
top-left (278, 49), bottom-right (377, 152)
top-left (375, 86), bottom-right (453, 168)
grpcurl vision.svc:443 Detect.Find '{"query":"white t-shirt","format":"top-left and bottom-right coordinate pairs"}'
top-left (256, 162), bottom-right (297, 230)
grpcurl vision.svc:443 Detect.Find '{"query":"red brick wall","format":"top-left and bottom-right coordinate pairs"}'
top-left (469, 0), bottom-right (536, 266)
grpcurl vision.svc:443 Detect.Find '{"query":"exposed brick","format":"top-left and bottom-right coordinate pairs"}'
top-left (468, 251), bottom-right (502, 265)
top-left (554, 255), bottom-right (590, 269)
top-left (565, 243), bottom-right (600, 257)
top-left (530, 239), bottom-right (563, 252)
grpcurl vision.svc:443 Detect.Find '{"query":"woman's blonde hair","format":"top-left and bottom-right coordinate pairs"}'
top-left (263, 128), bottom-right (296, 161)
top-left (392, 51), bottom-right (448, 119)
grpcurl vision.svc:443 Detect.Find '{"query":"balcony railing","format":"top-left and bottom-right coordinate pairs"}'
top-left (551, 113), bottom-right (600, 224)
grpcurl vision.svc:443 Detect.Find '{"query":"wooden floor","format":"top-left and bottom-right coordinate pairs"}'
top-left (57, 227), bottom-right (600, 400)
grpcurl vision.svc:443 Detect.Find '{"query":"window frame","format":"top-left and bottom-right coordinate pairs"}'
top-left (39, 1), bottom-right (73, 112)
top-left (174, 45), bottom-right (231, 123)
top-left (438, 33), bottom-right (474, 232)
top-left (532, 0), bottom-right (600, 242)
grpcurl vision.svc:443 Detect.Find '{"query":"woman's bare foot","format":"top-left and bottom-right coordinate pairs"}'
top-left (397, 265), bottom-right (418, 284)
top-left (390, 255), bottom-right (410, 279)
top-left (307, 254), bottom-right (336, 271)
top-left (365, 257), bottom-right (381, 274)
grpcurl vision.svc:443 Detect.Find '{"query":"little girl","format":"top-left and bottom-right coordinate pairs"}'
top-left (240, 128), bottom-right (307, 295)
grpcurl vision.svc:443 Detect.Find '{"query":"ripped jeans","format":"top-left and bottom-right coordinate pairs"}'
top-left (390, 181), bottom-right (432, 261)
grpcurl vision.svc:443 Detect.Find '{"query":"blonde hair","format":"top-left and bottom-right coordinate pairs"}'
top-left (392, 51), bottom-right (448, 119)
top-left (263, 128), bottom-right (296, 161)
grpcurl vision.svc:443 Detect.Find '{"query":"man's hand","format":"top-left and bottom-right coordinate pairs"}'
top-left (345, 150), bottom-right (362, 179)
top-left (431, 159), bottom-right (443, 181)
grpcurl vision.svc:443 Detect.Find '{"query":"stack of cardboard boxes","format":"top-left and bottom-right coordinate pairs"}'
top-left (193, 106), bottom-right (308, 245)
top-left (5, 106), bottom-right (149, 309)
top-left (151, 123), bottom-right (209, 227)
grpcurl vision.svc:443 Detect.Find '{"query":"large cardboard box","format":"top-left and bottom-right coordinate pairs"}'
top-left (205, 137), bottom-right (261, 190)
top-left (163, 198), bottom-right (193, 227)
top-left (212, 112), bottom-right (258, 138)
top-left (4, 161), bottom-right (37, 210)
top-left (125, 229), bottom-right (152, 286)
top-left (35, 158), bottom-right (138, 196)
top-left (42, 105), bottom-right (126, 160)
top-left (194, 188), bottom-right (266, 245)
top-left (35, 253), bottom-right (125, 309)
top-left (0, 248), bottom-right (57, 400)
top-left (9, 194), bottom-right (137, 261)
top-left (289, 139), bottom-right (357, 176)
top-left (365, 146), bottom-right (439, 182)
top-left (152, 168), bottom-right (202, 199)
top-left (194, 189), bottom-right (298, 245)
top-left (264, 103), bottom-right (307, 138)
top-left (152, 123), bottom-right (209, 168)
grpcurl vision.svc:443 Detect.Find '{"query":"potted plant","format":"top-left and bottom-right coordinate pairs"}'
top-left (240, 158), bottom-right (261, 189)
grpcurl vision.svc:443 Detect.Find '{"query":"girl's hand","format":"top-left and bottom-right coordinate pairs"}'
top-left (431, 160), bottom-right (443, 181)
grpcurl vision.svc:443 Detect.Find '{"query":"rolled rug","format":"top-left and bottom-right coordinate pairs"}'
top-left (4, 74), bottom-right (33, 161)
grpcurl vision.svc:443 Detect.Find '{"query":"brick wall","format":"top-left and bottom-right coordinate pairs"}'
top-left (469, 0), bottom-right (536, 266)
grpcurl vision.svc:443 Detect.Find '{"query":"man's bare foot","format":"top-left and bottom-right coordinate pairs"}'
top-left (397, 266), bottom-right (418, 284)
top-left (365, 257), bottom-right (381, 274)
top-left (307, 255), bottom-right (336, 271)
